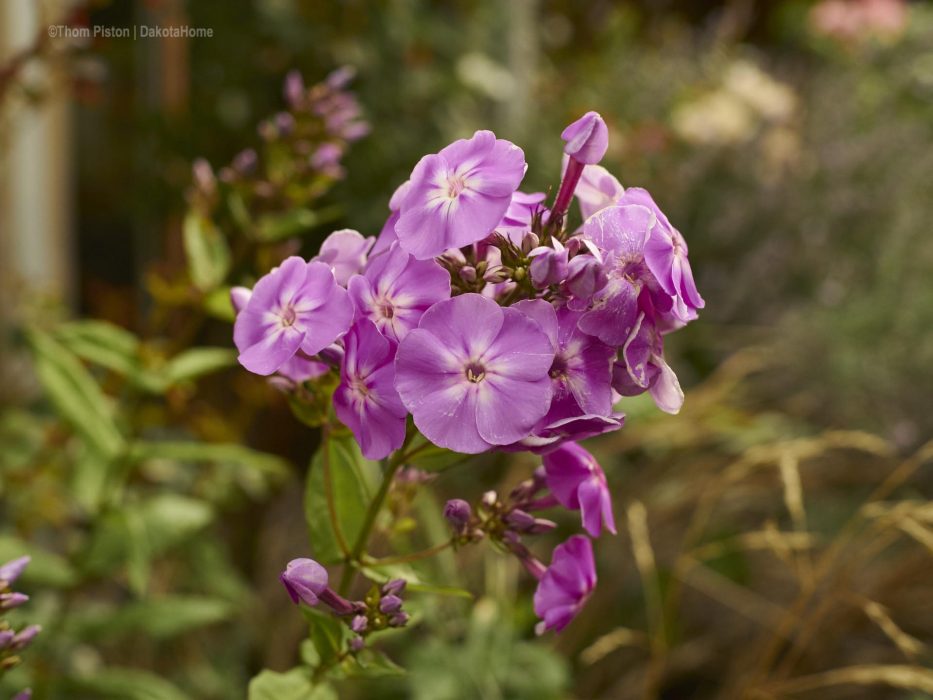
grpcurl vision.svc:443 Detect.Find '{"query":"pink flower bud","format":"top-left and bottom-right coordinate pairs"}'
top-left (561, 111), bottom-right (609, 165)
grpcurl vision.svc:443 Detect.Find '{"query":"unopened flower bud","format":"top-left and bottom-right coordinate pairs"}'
top-left (388, 612), bottom-right (410, 628)
top-left (349, 636), bottom-right (365, 652)
top-left (12, 689), bottom-right (32, 700)
top-left (483, 267), bottom-right (512, 284)
top-left (504, 509), bottom-right (536, 531)
top-left (280, 558), bottom-right (328, 607)
top-left (566, 255), bottom-right (608, 299)
top-left (564, 236), bottom-right (583, 256)
top-left (529, 240), bottom-right (569, 288)
top-left (0, 630), bottom-right (14, 649)
top-left (0, 593), bottom-right (28, 611)
top-left (458, 266), bottom-right (477, 283)
top-left (521, 232), bottom-right (540, 254)
top-left (444, 499), bottom-right (472, 534)
top-left (481, 491), bottom-right (498, 509)
top-left (382, 579), bottom-right (407, 597)
top-left (284, 70), bottom-right (305, 109)
top-left (275, 112), bottom-right (295, 137)
top-left (0, 556), bottom-right (30, 585)
top-left (191, 159), bottom-right (216, 197)
top-left (11, 625), bottom-right (40, 651)
top-left (379, 595), bottom-right (403, 614)
top-left (350, 615), bottom-right (368, 633)
top-left (232, 149), bottom-right (258, 176)
top-left (562, 111), bottom-right (609, 165)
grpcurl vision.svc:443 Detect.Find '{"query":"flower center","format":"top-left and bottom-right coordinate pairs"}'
top-left (549, 354), bottom-right (568, 379)
top-left (447, 173), bottom-right (467, 199)
top-left (351, 376), bottom-right (370, 397)
top-left (464, 361), bottom-right (486, 383)
top-left (280, 305), bottom-right (297, 327)
top-left (377, 300), bottom-right (395, 319)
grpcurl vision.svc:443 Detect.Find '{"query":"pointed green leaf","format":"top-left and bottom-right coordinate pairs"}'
top-left (184, 212), bottom-right (231, 291)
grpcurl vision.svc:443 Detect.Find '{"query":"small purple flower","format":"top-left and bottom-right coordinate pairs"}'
top-left (562, 111), bottom-right (609, 165)
top-left (394, 294), bottom-right (554, 454)
top-left (280, 558), bottom-right (329, 606)
top-left (12, 690), bottom-right (32, 700)
top-left (387, 612), bottom-right (410, 627)
top-left (382, 579), bottom-right (406, 596)
top-left (528, 239), bottom-right (569, 288)
top-left (313, 229), bottom-right (374, 286)
top-left (233, 258), bottom-right (353, 376)
top-left (351, 615), bottom-right (368, 633)
top-left (395, 131), bottom-right (526, 259)
top-left (533, 535), bottom-right (597, 634)
top-left (572, 161), bottom-right (625, 220)
top-left (543, 442), bottom-right (616, 537)
top-left (284, 70), bottom-right (305, 108)
top-left (348, 242), bottom-right (450, 342)
top-left (333, 320), bottom-right (407, 460)
top-left (0, 556), bottom-right (30, 584)
top-left (0, 630), bottom-right (14, 648)
top-left (513, 301), bottom-right (615, 420)
top-left (618, 187), bottom-right (704, 321)
top-left (613, 312), bottom-right (684, 415)
top-left (444, 499), bottom-right (472, 534)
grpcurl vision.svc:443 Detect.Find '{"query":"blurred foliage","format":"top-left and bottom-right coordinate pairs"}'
top-left (1, 0), bottom-right (932, 698)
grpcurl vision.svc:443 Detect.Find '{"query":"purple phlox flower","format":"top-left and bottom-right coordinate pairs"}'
top-left (280, 558), bottom-right (329, 606)
top-left (275, 353), bottom-right (330, 384)
top-left (0, 556), bottom-right (29, 585)
top-left (522, 412), bottom-right (625, 454)
top-left (313, 229), bottom-right (375, 286)
top-left (333, 319), bottom-right (407, 460)
top-left (371, 180), bottom-right (410, 258)
top-left (11, 625), bottom-right (41, 651)
top-left (348, 242), bottom-right (450, 343)
top-left (533, 535), bottom-right (597, 634)
top-left (576, 203), bottom-right (675, 346)
top-left (528, 239), bottom-right (569, 288)
top-left (568, 158), bottom-right (625, 220)
top-left (12, 690), bottom-right (32, 700)
top-left (562, 111), bottom-right (609, 165)
top-left (543, 442), bottom-right (616, 537)
top-left (395, 294), bottom-right (554, 454)
top-left (233, 258), bottom-right (353, 376)
top-left (395, 130), bottom-right (526, 259)
top-left (613, 312), bottom-right (684, 415)
top-left (513, 301), bottom-right (615, 420)
top-left (617, 187), bottom-right (704, 321)
top-left (497, 190), bottom-right (547, 243)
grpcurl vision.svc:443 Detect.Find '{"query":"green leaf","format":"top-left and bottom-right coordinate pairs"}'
top-left (184, 212), bottom-right (231, 291)
top-left (248, 669), bottom-right (335, 700)
top-left (255, 208), bottom-right (320, 242)
top-left (304, 434), bottom-right (379, 564)
top-left (404, 442), bottom-right (470, 472)
top-left (54, 320), bottom-right (141, 377)
top-left (302, 606), bottom-right (349, 669)
top-left (161, 347), bottom-right (237, 385)
top-left (66, 668), bottom-right (190, 700)
top-left (82, 495), bottom-right (213, 580)
top-left (203, 286), bottom-right (236, 321)
top-left (0, 535), bottom-right (77, 588)
top-left (67, 595), bottom-right (233, 641)
top-left (26, 328), bottom-right (125, 459)
top-left (344, 649), bottom-right (406, 678)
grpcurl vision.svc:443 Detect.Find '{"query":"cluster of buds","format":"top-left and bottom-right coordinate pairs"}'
top-left (189, 66), bottom-right (368, 225)
top-left (1, 556), bottom-right (39, 697)
top-left (280, 559), bottom-right (409, 655)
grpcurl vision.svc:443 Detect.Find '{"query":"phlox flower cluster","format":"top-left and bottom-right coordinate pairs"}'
top-left (234, 110), bottom-right (703, 637)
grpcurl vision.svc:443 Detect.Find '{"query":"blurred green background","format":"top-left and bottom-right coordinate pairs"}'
top-left (1, 0), bottom-right (932, 698)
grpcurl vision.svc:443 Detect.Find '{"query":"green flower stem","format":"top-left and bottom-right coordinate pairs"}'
top-left (336, 433), bottom-right (416, 595)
